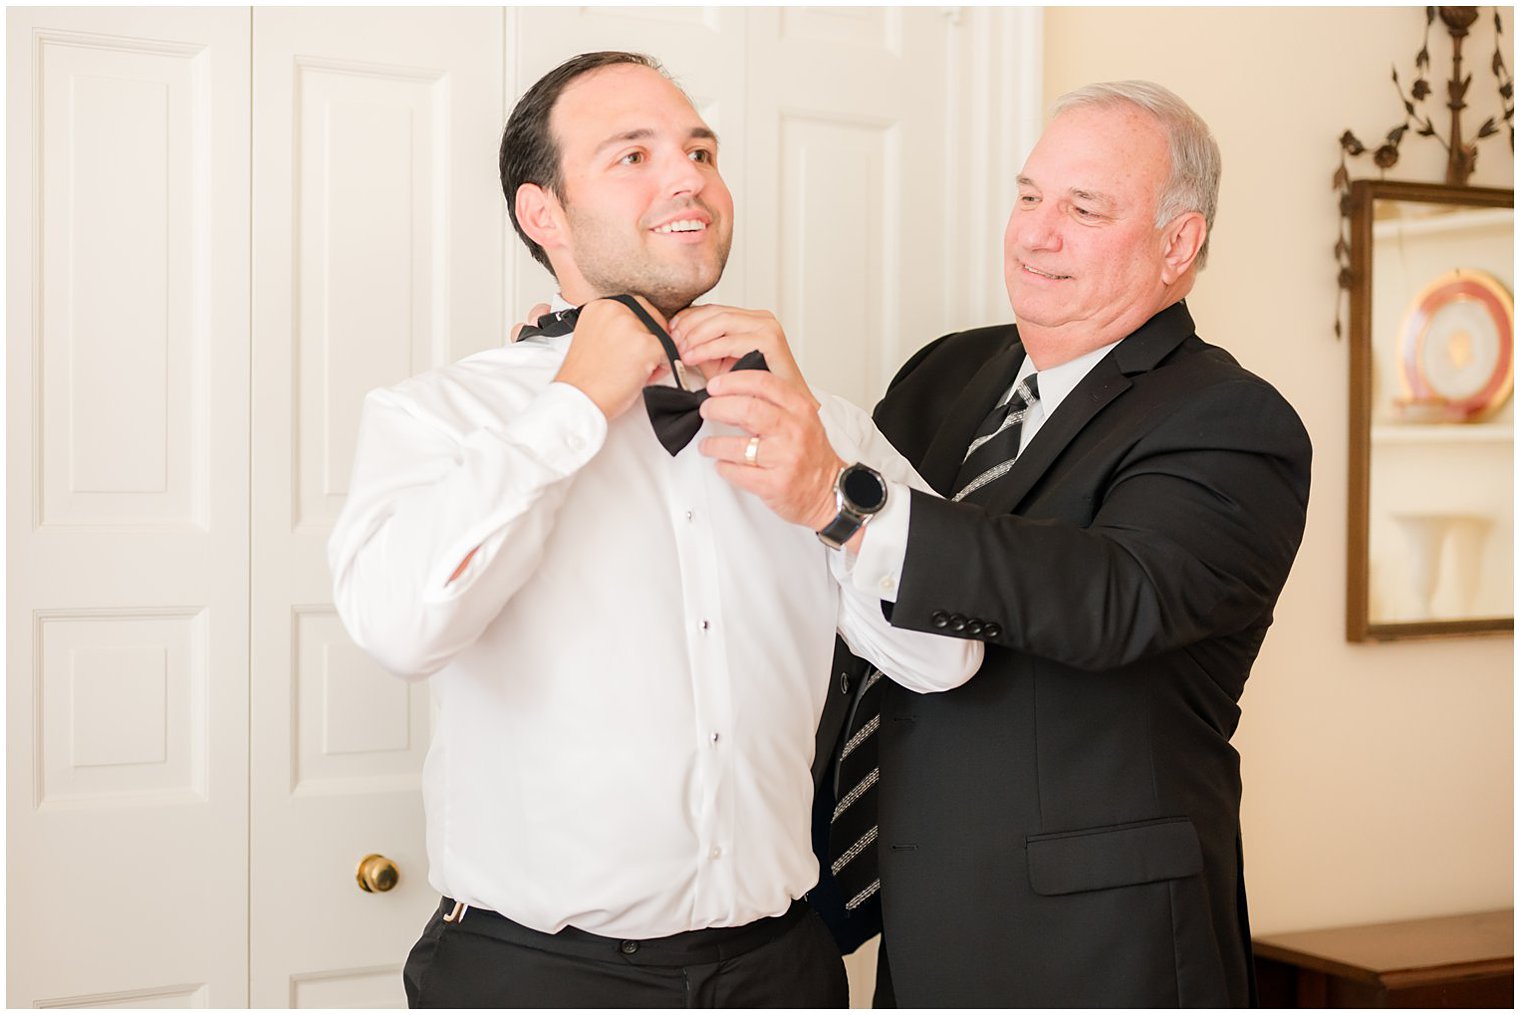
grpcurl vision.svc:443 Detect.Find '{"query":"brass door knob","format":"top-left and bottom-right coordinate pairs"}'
top-left (356, 853), bottom-right (400, 893)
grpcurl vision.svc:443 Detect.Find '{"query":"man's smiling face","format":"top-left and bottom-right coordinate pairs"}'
top-left (546, 63), bottom-right (733, 318)
top-left (1003, 102), bottom-right (1176, 354)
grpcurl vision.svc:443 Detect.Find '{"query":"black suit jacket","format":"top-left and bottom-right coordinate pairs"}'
top-left (846, 302), bottom-right (1310, 1006)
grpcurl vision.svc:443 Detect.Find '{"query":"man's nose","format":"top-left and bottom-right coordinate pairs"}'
top-left (1015, 203), bottom-right (1062, 252)
top-left (661, 150), bottom-right (705, 198)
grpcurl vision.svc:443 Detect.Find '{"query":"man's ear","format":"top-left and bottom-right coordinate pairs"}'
top-left (1159, 211), bottom-right (1206, 284)
top-left (515, 183), bottom-right (567, 254)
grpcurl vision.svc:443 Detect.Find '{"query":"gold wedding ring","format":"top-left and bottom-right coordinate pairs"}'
top-left (744, 436), bottom-right (761, 467)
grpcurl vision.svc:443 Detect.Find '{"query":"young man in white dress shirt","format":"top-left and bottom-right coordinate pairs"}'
top-left (328, 51), bottom-right (979, 1008)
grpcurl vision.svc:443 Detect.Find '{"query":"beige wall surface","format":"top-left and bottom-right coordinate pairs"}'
top-left (1045, 7), bottom-right (1514, 935)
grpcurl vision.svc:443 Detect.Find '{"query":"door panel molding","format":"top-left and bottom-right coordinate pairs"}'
top-left (7, 7), bottom-right (251, 1007)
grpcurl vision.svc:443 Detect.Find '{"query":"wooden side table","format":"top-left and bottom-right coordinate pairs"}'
top-left (1254, 909), bottom-right (1513, 1007)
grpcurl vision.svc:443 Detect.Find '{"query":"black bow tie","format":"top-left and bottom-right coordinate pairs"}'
top-left (517, 295), bottom-right (769, 456)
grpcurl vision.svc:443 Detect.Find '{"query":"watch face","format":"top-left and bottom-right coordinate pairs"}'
top-left (841, 465), bottom-right (887, 513)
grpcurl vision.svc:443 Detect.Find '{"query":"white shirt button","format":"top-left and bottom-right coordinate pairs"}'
top-left (699, 619), bottom-right (711, 632)
top-left (710, 846), bottom-right (723, 859)
top-left (879, 576), bottom-right (897, 593)
top-left (710, 732), bottom-right (720, 744)
top-left (685, 510), bottom-right (695, 522)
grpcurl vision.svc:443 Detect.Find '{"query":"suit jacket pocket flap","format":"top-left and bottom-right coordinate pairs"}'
top-left (1026, 818), bottom-right (1203, 896)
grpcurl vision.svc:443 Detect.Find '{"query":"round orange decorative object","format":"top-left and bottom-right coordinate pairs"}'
top-left (1396, 268), bottom-right (1514, 422)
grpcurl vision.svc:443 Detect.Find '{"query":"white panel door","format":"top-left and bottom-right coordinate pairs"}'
top-left (248, 7), bottom-right (505, 1007)
top-left (744, 7), bottom-right (958, 410)
top-left (6, 7), bottom-right (252, 1008)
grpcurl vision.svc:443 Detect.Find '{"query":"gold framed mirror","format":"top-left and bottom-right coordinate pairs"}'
top-left (1346, 179), bottom-right (1514, 641)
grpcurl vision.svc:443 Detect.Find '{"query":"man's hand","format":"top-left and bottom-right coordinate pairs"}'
top-left (553, 296), bottom-right (671, 421)
top-left (671, 304), bottom-right (809, 391)
top-left (698, 370), bottom-right (843, 531)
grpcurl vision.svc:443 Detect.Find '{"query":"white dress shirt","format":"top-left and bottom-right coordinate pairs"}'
top-left (851, 336), bottom-right (1122, 667)
top-left (328, 323), bottom-right (981, 939)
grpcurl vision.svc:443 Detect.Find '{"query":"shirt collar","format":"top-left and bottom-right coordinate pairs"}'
top-left (1016, 338), bottom-right (1122, 416)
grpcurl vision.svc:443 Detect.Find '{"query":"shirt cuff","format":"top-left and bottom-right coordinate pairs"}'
top-left (850, 478), bottom-right (911, 603)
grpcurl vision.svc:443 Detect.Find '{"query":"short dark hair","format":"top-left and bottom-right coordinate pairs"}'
top-left (499, 51), bottom-right (665, 274)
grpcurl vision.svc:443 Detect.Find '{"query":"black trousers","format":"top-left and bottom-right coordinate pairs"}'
top-left (404, 897), bottom-right (849, 1008)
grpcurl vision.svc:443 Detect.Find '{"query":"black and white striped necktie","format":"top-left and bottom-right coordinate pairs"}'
top-left (827, 667), bottom-right (884, 911)
top-left (951, 374), bottom-right (1040, 503)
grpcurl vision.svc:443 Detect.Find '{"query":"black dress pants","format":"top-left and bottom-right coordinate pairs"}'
top-left (404, 897), bottom-right (849, 1008)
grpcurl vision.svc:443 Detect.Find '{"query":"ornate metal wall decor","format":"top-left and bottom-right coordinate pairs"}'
top-left (1333, 7), bottom-right (1514, 337)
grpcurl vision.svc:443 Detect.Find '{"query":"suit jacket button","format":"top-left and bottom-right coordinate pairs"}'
top-left (839, 670), bottom-right (852, 695)
top-left (949, 613), bottom-right (967, 632)
top-left (931, 611), bottom-right (949, 629)
top-left (984, 622), bottom-right (1003, 638)
top-left (619, 940), bottom-right (640, 955)
top-left (966, 619), bottom-right (984, 635)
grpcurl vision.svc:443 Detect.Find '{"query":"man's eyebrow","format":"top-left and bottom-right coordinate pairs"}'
top-left (1017, 176), bottom-right (1117, 208)
top-left (592, 127), bottom-right (654, 156)
top-left (593, 126), bottom-right (719, 156)
top-left (1069, 188), bottom-right (1115, 207)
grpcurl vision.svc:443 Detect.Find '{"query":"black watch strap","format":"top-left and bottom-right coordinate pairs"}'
top-left (817, 510), bottom-right (867, 550)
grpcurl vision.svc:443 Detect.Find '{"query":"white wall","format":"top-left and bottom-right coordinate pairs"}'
top-left (1046, 6), bottom-right (1514, 934)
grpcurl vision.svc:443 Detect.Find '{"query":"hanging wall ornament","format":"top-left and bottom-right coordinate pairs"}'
top-left (1332, 7), bottom-right (1514, 338)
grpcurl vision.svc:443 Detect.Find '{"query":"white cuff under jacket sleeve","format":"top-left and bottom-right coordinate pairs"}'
top-left (850, 479), bottom-right (912, 603)
top-left (816, 394), bottom-right (981, 694)
top-left (328, 379), bottom-right (606, 679)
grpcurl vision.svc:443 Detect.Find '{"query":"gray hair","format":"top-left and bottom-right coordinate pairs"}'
top-left (1052, 80), bottom-right (1221, 268)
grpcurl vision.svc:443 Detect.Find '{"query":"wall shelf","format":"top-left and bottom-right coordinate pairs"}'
top-left (1371, 421), bottom-right (1513, 445)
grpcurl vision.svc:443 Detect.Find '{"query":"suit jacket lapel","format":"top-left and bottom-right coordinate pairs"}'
top-left (973, 301), bottom-right (1198, 515)
top-left (918, 341), bottom-right (1023, 495)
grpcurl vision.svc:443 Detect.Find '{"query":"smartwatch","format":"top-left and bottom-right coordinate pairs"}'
top-left (816, 463), bottom-right (888, 550)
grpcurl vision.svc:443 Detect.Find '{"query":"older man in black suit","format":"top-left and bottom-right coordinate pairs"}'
top-left (693, 80), bottom-right (1311, 1006)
